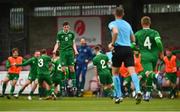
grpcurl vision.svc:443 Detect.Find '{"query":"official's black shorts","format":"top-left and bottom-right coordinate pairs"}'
top-left (112, 45), bottom-right (134, 67)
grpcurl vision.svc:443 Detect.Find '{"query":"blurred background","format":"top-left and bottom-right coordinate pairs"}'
top-left (0, 0), bottom-right (180, 63)
top-left (0, 0), bottom-right (180, 93)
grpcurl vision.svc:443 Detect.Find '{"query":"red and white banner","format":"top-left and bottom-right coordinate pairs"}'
top-left (57, 17), bottom-right (102, 46)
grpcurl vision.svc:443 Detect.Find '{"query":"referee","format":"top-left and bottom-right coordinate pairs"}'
top-left (108, 6), bottom-right (142, 104)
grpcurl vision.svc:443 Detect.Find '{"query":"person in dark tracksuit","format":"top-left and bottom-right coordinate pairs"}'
top-left (76, 38), bottom-right (93, 96)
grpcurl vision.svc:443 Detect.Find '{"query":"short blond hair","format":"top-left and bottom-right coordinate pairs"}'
top-left (141, 16), bottom-right (151, 26)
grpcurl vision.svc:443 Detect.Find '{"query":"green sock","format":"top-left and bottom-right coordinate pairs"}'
top-left (30, 91), bottom-right (34, 96)
top-left (50, 87), bottom-right (55, 94)
top-left (38, 87), bottom-right (43, 97)
top-left (103, 88), bottom-right (113, 97)
top-left (18, 89), bottom-right (24, 95)
top-left (70, 72), bottom-right (76, 88)
top-left (2, 83), bottom-right (7, 95)
top-left (146, 76), bottom-right (153, 92)
top-left (10, 86), bottom-right (15, 96)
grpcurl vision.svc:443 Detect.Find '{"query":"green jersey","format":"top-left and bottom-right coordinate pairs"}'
top-left (93, 53), bottom-right (111, 75)
top-left (37, 54), bottom-right (51, 75)
top-left (135, 28), bottom-right (162, 55)
top-left (56, 30), bottom-right (75, 51)
top-left (51, 59), bottom-right (63, 77)
top-left (17, 57), bottom-right (38, 76)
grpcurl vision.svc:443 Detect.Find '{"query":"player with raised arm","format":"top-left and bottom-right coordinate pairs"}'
top-left (135, 16), bottom-right (164, 101)
top-left (14, 50), bottom-right (40, 100)
top-left (53, 22), bottom-right (78, 95)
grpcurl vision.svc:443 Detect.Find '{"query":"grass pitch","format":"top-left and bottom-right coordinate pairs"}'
top-left (0, 96), bottom-right (179, 111)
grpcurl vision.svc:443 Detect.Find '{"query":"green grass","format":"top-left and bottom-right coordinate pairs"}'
top-left (0, 96), bottom-right (180, 111)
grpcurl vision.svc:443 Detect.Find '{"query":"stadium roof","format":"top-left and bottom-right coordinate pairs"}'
top-left (0, 0), bottom-right (179, 5)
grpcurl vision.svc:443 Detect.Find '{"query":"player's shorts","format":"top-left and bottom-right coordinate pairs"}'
top-left (99, 73), bottom-right (113, 85)
top-left (52, 77), bottom-right (61, 85)
top-left (7, 73), bottom-right (19, 80)
top-left (141, 52), bottom-right (158, 72)
top-left (28, 73), bottom-right (37, 82)
top-left (60, 50), bottom-right (75, 66)
top-left (112, 45), bottom-right (134, 67)
top-left (38, 75), bottom-right (52, 85)
top-left (165, 72), bottom-right (177, 84)
top-left (52, 73), bottom-right (64, 84)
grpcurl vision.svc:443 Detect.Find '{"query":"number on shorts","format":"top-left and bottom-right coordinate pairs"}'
top-left (144, 36), bottom-right (152, 50)
top-left (100, 60), bottom-right (106, 69)
top-left (38, 59), bottom-right (44, 67)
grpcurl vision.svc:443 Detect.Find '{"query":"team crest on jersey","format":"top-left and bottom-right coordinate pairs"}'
top-left (68, 34), bottom-right (72, 37)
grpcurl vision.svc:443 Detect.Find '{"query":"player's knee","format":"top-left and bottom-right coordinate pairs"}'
top-left (69, 67), bottom-right (75, 72)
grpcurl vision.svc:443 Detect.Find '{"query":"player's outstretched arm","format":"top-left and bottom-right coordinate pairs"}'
top-left (73, 40), bottom-right (78, 55)
top-left (16, 58), bottom-right (33, 66)
top-left (53, 42), bottom-right (59, 53)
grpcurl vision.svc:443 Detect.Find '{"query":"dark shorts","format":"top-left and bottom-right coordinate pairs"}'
top-left (112, 46), bottom-right (134, 67)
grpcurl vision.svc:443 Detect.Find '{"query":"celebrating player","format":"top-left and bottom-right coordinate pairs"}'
top-left (92, 45), bottom-right (113, 97)
top-left (108, 6), bottom-right (142, 104)
top-left (51, 51), bottom-right (65, 97)
top-left (53, 21), bottom-right (78, 94)
top-left (0, 48), bottom-right (24, 99)
top-left (135, 16), bottom-right (164, 101)
top-left (14, 50), bottom-right (40, 100)
top-left (37, 49), bottom-right (53, 99)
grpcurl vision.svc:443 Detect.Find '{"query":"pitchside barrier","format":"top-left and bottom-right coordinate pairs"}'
top-left (0, 63), bottom-right (179, 95)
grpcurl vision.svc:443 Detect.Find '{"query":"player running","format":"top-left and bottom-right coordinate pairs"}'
top-left (0, 48), bottom-right (24, 99)
top-left (92, 45), bottom-right (113, 98)
top-left (37, 49), bottom-right (53, 100)
top-left (53, 21), bottom-right (78, 94)
top-left (108, 6), bottom-right (142, 104)
top-left (14, 50), bottom-right (40, 100)
top-left (135, 16), bottom-right (164, 101)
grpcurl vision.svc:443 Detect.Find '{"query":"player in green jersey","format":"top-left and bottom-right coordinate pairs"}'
top-left (51, 51), bottom-right (65, 97)
top-left (14, 50), bottom-right (40, 100)
top-left (53, 22), bottom-right (78, 93)
top-left (93, 45), bottom-right (113, 97)
top-left (135, 16), bottom-right (164, 101)
top-left (37, 49), bottom-right (53, 99)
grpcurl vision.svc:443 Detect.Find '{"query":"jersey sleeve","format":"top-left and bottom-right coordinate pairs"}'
top-left (17, 58), bottom-right (33, 66)
top-left (72, 32), bottom-right (75, 41)
top-left (92, 58), bottom-right (97, 66)
top-left (108, 21), bottom-right (117, 30)
top-left (6, 59), bottom-right (11, 69)
top-left (154, 31), bottom-right (163, 52)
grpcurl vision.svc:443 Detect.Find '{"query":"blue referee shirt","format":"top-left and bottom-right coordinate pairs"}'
top-left (108, 19), bottom-right (134, 47)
